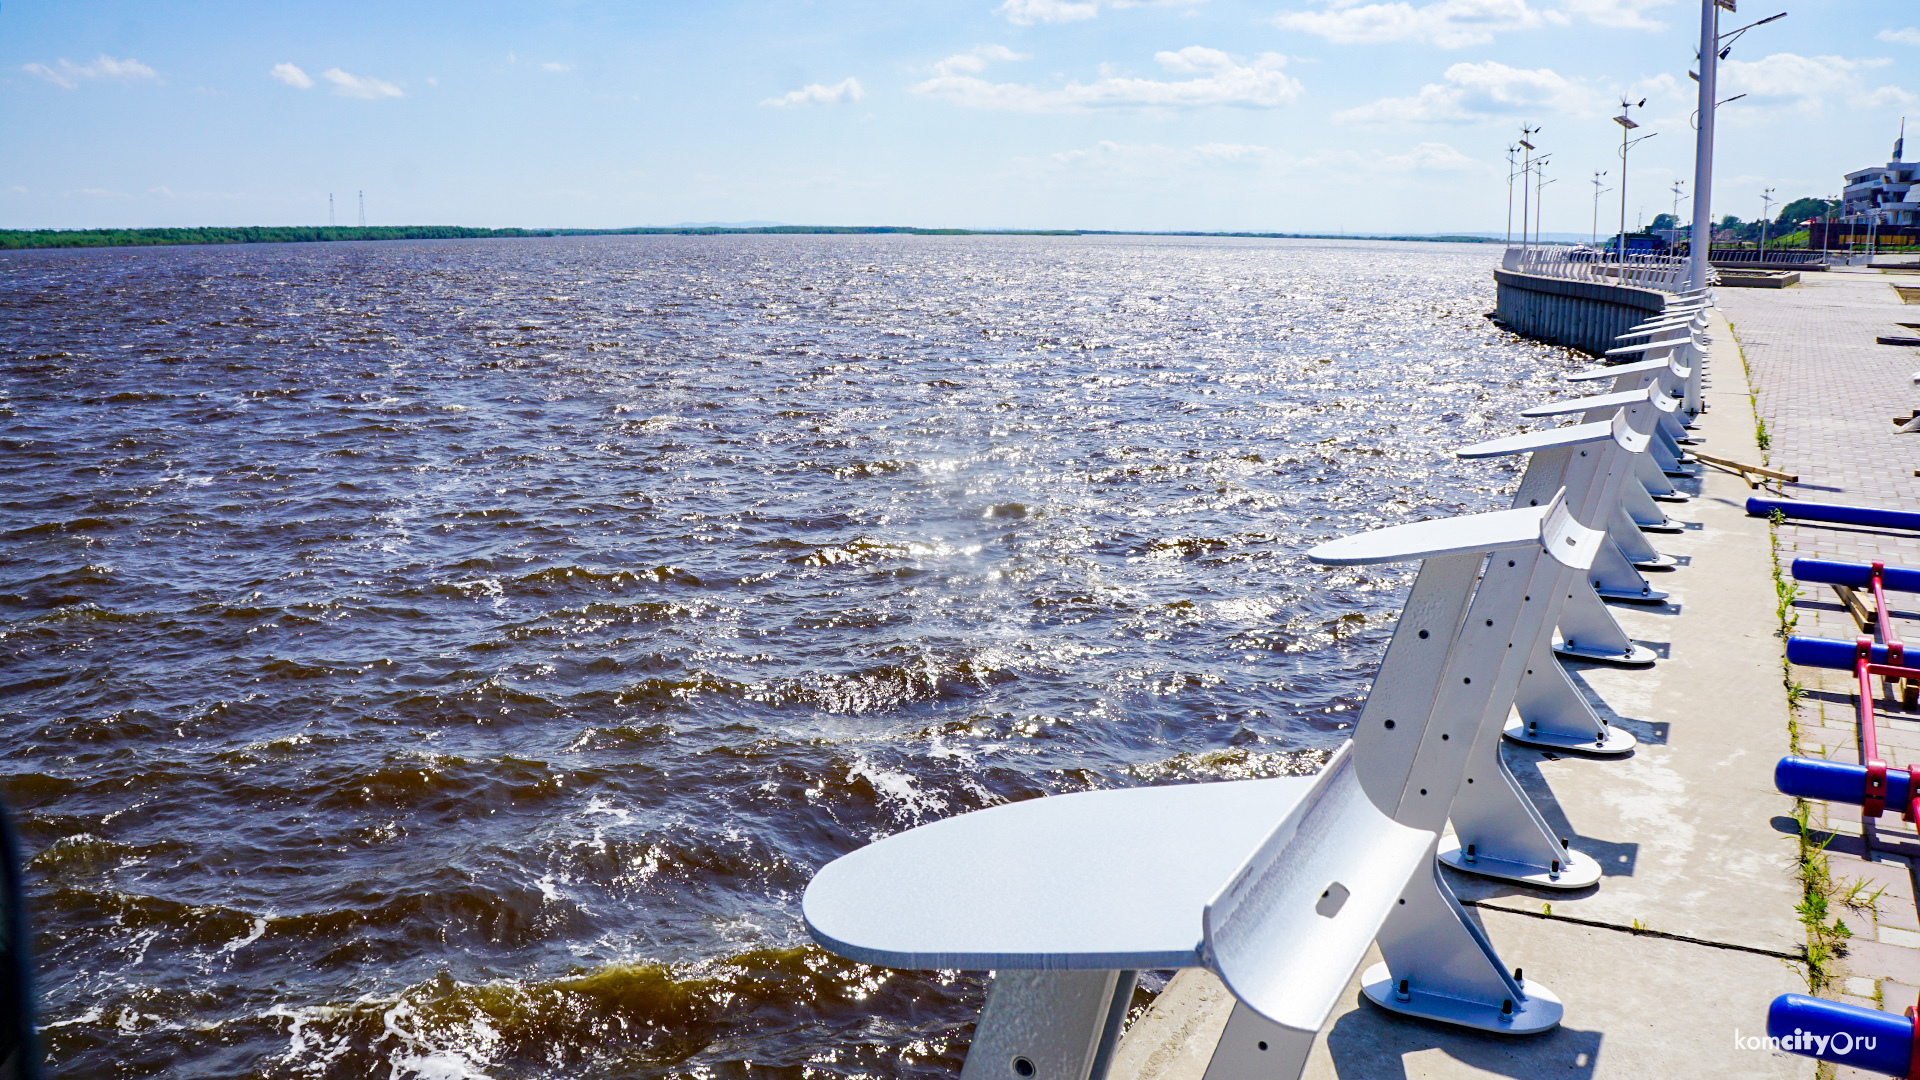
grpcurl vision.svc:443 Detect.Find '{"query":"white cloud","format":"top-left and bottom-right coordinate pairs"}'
top-left (913, 47), bottom-right (1301, 111)
top-left (270, 62), bottom-right (313, 89)
top-left (761, 77), bottom-right (866, 107)
top-left (1556, 0), bottom-right (1669, 31)
top-left (1717, 53), bottom-right (1914, 113)
top-left (1378, 141), bottom-right (1478, 170)
top-left (542, 62), bottom-right (572, 72)
top-left (1880, 28), bottom-right (1920, 46)
top-left (1273, 0), bottom-right (1546, 48)
top-left (23, 54), bottom-right (157, 90)
top-left (1000, 0), bottom-right (1099, 23)
top-left (1334, 61), bottom-right (1593, 124)
top-left (1048, 140), bottom-right (1275, 172)
top-left (321, 68), bottom-right (403, 99)
top-left (1272, 0), bottom-right (1668, 47)
top-left (1194, 142), bottom-right (1275, 163)
top-left (1035, 138), bottom-right (1474, 179)
top-left (998, 0), bottom-right (1207, 23)
top-left (931, 45), bottom-right (1032, 77)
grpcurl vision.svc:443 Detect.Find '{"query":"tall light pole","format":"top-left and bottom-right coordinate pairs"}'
top-left (1759, 186), bottom-right (1775, 258)
top-left (1688, 1), bottom-right (1720, 287)
top-left (1506, 144), bottom-right (1521, 246)
top-left (1691, 2), bottom-right (1789, 286)
top-left (1668, 179), bottom-right (1688, 252)
top-left (1537, 173), bottom-right (1558, 246)
top-left (1531, 156), bottom-right (1552, 246)
top-left (1615, 99), bottom-right (1653, 266)
top-left (1518, 126), bottom-right (1539, 252)
top-left (1591, 170), bottom-right (1610, 247)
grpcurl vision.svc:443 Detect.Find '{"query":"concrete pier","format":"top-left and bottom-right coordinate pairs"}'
top-left (1109, 298), bottom-right (1815, 1077)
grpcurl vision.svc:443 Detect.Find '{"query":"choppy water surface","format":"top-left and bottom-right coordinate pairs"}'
top-left (0, 234), bottom-right (1578, 1078)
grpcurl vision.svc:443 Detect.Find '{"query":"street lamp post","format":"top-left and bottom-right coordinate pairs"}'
top-left (1506, 145), bottom-right (1518, 246)
top-left (1537, 173), bottom-right (1557, 246)
top-left (1669, 179), bottom-right (1687, 253)
top-left (1688, 0), bottom-right (1788, 288)
top-left (1615, 99), bottom-right (1653, 268)
top-left (1759, 187), bottom-right (1775, 260)
top-left (1518, 126), bottom-right (1539, 253)
top-left (1591, 170), bottom-right (1610, 247)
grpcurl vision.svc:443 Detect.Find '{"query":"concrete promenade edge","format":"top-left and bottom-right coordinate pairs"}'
top-left (1107, 297), bottom-right (1812, 1079)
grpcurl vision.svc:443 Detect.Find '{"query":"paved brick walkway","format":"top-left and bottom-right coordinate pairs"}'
top-left (1720, 269), bottom-right (1920, 1069)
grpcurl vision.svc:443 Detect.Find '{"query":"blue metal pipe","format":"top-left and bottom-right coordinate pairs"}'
top-left (1775, 757), bottom-right (1912, 807)
top-left (1792, 557), bottom-right (1920, 594)
top-left (1749, 497), bottom-right (1920, 533)
top-left (1767, 994), bottom-right (1911, 1072)
top-left (1784, 636), bottom-right (1890, 671)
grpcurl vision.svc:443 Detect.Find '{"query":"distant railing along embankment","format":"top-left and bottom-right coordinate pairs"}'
top-left (1493, 247), bottom-right (1684, 356)
top-left (1707, 247), bottom-right (1828, 268)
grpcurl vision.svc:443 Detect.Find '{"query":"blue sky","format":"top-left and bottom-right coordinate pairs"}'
top-left (5, 0), bottom-right (1918, 234)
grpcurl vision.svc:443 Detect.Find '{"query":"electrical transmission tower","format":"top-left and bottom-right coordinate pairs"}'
top-left (329, 193), bottom-right (335, 227)
top-left (358, 191), bottom-right (366, 228)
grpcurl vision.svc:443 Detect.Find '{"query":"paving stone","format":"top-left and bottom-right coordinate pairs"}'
top-left (1879, 924), bottom-right (1920, 948)
top-left (1843, 937), bottom-right (1920, 985)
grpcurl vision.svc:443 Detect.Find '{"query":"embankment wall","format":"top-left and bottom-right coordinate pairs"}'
top-left (1493, 268), bottom-right (1669, 355)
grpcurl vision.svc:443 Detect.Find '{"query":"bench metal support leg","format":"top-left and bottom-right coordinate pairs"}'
top-left (1363, 851), bottom-right (1563, 1034)
top-left (1439, 702), bottom-right (1604, 888)
top-left (1508, 638), bottom-right (1635, 755)
top-left (1623, 469), bottom-right (1683, 530)
top-left (1587, 536), bottom-right (1667, 603)
top-left (1199, 1004), bottom-right (1315, 1080)
top-left (1609, 507), bottom-right (1675, 568)
top-left (1648, 433), bottom-right (1694, 477)
top-left (1631, 449), bottom-right (1682, 499)
top-left (1554, 583), bottom-right (1655, 666)
top-left (962, 970), bottom-right (1138, 1080)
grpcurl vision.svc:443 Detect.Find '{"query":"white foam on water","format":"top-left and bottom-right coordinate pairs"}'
top-left (39, 1005), bottom-right (103, 1030)
top-left (848, 756), bottom-right (946, 820)
top-left (221, 916), bottom-right (268, 954)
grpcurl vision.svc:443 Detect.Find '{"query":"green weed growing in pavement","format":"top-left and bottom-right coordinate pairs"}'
top-left (1737, 319), bottom-right (1834, 994)
top-left (1791, 797), bottom-right (1848, 992)
top-left (1769, 509), bottom-right (1802, 644)
top-left (1840, 878), bottom-right (1887, 914)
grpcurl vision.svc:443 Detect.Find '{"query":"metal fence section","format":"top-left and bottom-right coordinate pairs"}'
top-left (1706, 247), bottom-right (1828, 267)
top-left (1501, 246), bottom-right (1692, 289)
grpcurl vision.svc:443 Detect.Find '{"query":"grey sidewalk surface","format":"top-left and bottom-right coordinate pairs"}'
top-left (1719, 268), bottom-right (1920, 1080)
top-left (1109, 297), bottom-right (1813, 1079)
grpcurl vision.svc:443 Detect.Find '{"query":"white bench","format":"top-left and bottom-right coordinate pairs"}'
top-left (803, 496), bottom-right (1598, 1080)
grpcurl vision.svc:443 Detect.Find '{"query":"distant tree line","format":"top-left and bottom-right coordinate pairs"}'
top-left (1630, 198), bottom-right (1842, 249)
top-left (1710, 197), bottom-right (1839, 247)
top-left (0, 224), bottom-right (1500, 252)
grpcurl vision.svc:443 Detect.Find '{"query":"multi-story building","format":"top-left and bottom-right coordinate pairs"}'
top-left (1842, 140), bottom-right (1920, 227)
top-left (1809, 127), bottom-right (1920, 248)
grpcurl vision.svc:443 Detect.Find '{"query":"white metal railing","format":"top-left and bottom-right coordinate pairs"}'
top-left (1706, 247), bottom-right (1827, 267)
top-left (1501, 246), bottom-right (1692, 290)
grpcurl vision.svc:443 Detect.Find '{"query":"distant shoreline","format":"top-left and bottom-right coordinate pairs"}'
top-left (0, 224), bottom-right (1503, 251)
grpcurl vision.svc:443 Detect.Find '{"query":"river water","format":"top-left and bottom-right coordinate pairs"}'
top-left (0, 234), bottom-right (1577, 1078)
